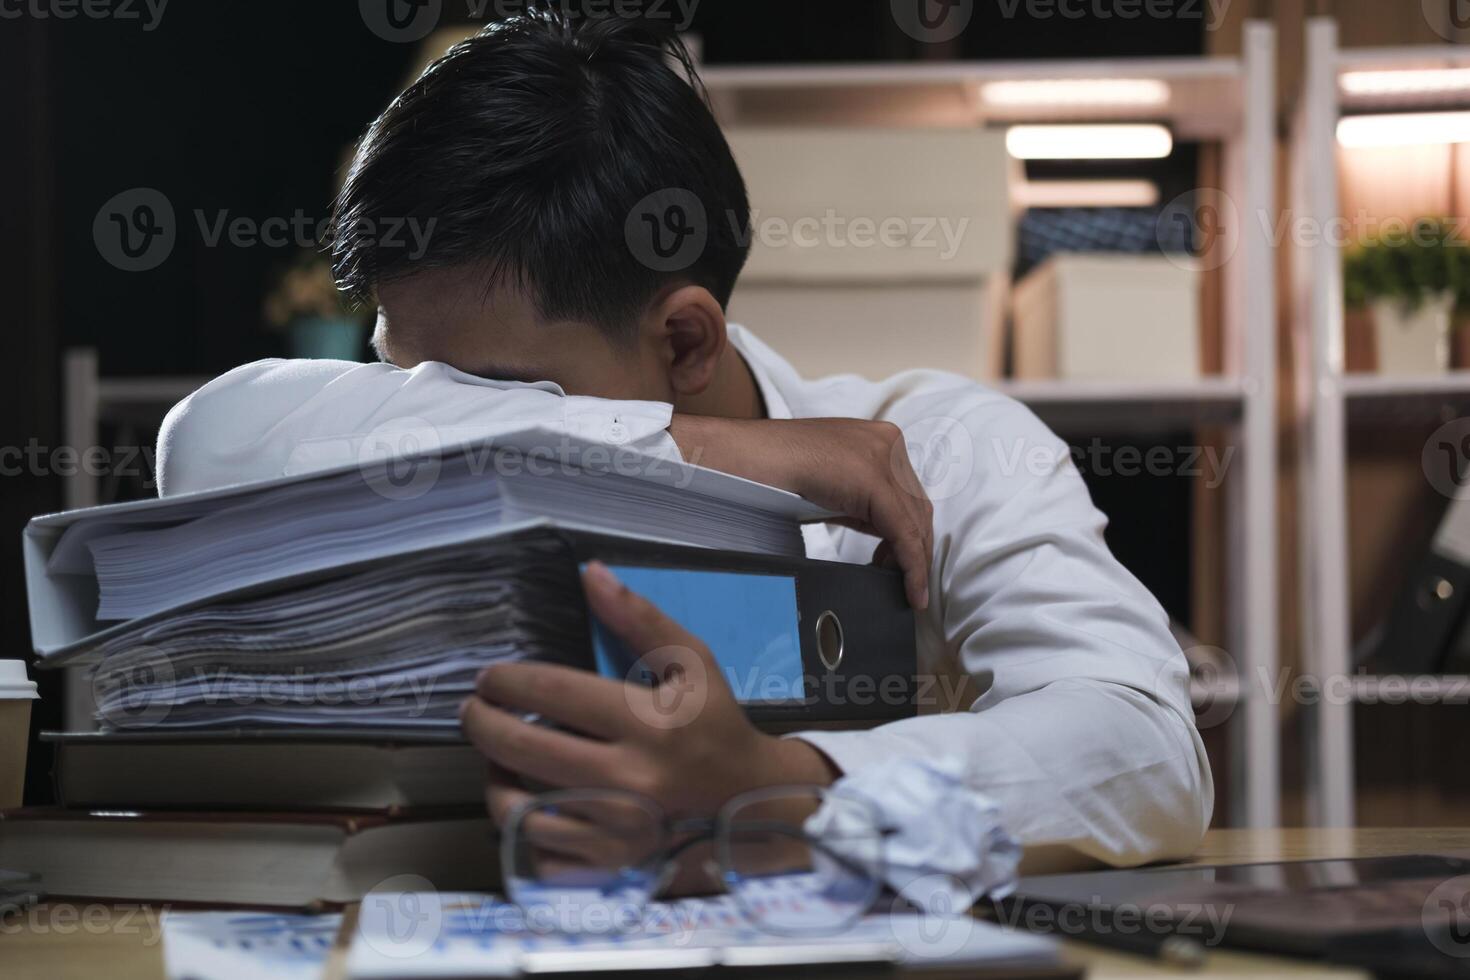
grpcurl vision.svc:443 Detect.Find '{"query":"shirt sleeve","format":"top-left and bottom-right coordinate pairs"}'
top-left (156, 358), bottom-right (681, 497)
top-left (790, 394), bottom-right (1213, 869)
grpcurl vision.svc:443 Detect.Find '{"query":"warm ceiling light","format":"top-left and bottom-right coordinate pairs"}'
top-left (981, 79), bottom-right (1171, 108)
top-left (1337, 111), bottom-right (1470, 148)
top-left (1005, 124), bottom-right (1174, 160)
top-left (1340, 68), bottom-right (1470, 97)
top-left (1014, 180), bottom-right (1161, 209)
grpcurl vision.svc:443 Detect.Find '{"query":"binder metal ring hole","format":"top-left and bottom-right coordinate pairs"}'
top-left (815, 610), bottom-right (844, 673)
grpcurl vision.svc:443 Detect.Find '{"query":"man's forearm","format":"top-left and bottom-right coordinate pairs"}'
top-left (668, 414), bottom-right (933, 609)
top-left (669, 415), bottom-right (798, 492)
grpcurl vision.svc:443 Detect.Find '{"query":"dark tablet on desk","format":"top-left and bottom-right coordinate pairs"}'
top-left (1008, 854), bottom-right (1470, 963)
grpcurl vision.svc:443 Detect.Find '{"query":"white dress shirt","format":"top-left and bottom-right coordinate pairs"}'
top-left (157, 324), bottom-right (1212, 868)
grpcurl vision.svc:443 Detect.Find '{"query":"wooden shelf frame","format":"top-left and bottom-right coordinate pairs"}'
top-left (1289, 20), bottom-right (1470, 828)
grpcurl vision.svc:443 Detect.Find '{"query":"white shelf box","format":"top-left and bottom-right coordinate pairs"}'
top-left (725, 127), bottom-right (1014, 382)
top-left (1012, 255), bottom-right (1203, 383)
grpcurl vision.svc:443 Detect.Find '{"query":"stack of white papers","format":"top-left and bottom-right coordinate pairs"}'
top-left (51, 433), bottom-right (813, 624)
top-left (348, 887), bottom-right (1060, 978)
top-left (88, 537), bottom-right (584, 732)
top-left (163, 911), bottom-right (342, 980)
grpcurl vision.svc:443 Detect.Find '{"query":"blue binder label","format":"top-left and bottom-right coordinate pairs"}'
top-left (586, 565), bottom-right (804, 704)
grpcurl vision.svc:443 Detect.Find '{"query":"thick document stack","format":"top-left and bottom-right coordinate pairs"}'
top-left (67, 527), bottom-right (917, 734)
top-left (17, 430), bottom-right (918, 907)
top-left (24, 425), bottom-right (917, 732)
top-left (28, 427), bottom-right (818, 646)
top-left (17, 431), bottom-right (917, 910)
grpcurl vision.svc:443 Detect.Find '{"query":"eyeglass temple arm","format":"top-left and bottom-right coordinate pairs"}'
top-left (663, 818), bottom-right (885, 883)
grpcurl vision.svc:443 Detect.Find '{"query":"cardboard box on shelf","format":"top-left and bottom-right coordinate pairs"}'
top-left (726, 128), bottom-right (1014, 382)
top-left (1012, 254), bottom-right (1202, 382)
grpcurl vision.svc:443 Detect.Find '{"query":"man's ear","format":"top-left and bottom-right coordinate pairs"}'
top-left (648, 285), bottom-right (728, 398)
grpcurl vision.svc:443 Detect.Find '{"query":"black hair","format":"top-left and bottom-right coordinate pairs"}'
top-left (330, 8), bottom-right (751, 341)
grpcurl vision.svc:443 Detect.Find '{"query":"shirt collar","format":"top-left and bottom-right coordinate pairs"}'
top-left (433, 362), bottom-right (568, 396)
top-left (727, 323), bottom-right (795, 421)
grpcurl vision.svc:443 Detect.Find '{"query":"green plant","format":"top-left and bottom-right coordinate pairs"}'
top-left (1343, 218), bottom-right (1470, 313)
top-left (263, 249), bottom-right (365, 331)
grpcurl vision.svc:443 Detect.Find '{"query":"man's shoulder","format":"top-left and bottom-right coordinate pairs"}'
top-left (193, 357), bottom-right (372, 396)
top-left (156, 359), bottom-right (389, 496)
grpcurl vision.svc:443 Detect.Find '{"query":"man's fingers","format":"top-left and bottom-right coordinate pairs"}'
top-left (476, 662), bottom-right (631, 739)
top-left (485, 767), bottom-right (535, 826)
top-left (513, 808), bottom-right (628, 864)
top-left (872, 496), bottom-right (931, 610)
top-left (487, 773), bottom-right (665, 865)
top-left (824, 493), bottom-right (932, 610)
top-left (887, 439), bottom-right (936, 609)
top-left (582, 563), bottom-right (734, 716)
top-left (832, 515), bottom-right (928, 609)
top-left (582, 563), bottom-right (711, 671)
top-left (460, 697), bottom-right (623, 789)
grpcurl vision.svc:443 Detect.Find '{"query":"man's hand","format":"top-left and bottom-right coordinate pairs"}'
top-left (460, 562), bottom-right (839, 830)
top-left (670, 416), bottom-right (934, 609)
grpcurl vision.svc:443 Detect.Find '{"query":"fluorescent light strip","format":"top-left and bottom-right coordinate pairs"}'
top-left (1337, 111), bottom-right (1470, 148)
top-left (1015, 180), bottom-right (1161, 209)
top-left (981, 78), bottom-right (1170, 108)
top-left (1006, 124), bottom-right (1174, 160)
top-left (1340, 68), bottom-right (1470, 97)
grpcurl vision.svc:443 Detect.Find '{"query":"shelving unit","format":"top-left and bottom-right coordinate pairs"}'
top-left (701, 56), bottom-right (1246, 137)
top-left (1291, 19), bottom-right (1470, 827)
top-left (62, 349), bottom-right (209, 511)
top-left (705, 24), bottom-right (1281, 829)
top-left (995, 377), bottom-right (1248, 430)
top-left (60, 349), bottom-right (210, 730)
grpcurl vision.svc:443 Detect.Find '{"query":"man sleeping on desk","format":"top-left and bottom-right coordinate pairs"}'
top-left (155, 11), bottom-right (1211, 873)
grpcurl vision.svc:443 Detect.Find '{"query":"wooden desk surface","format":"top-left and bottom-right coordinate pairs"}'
top-left (5, 828), bottom-right (1468, 980)
top-left (1071, 828), bottom-right (1470, 980)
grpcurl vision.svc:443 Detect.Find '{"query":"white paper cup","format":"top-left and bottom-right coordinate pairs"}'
top-left (0, 661), bottom-right (39, 809)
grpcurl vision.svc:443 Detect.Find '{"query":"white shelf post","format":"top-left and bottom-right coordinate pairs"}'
top-left (1293, 18), bottom-right (1356, 828)
top-left (1221, 21), bottom-right (1281, 829)
top-left (62, 349), bottom-right (100, 733)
